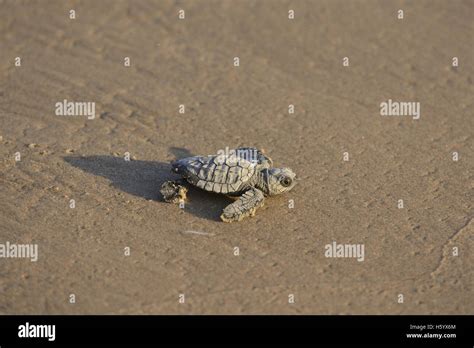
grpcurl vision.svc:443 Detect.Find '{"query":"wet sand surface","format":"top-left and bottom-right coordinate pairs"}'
top-left (0, 0), bottom-right (472, 314)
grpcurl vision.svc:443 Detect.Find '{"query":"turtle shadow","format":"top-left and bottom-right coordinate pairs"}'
top-left (169, 147), bottom-right (194, 159)
top-left (63, 155), bottom-right (232, 221)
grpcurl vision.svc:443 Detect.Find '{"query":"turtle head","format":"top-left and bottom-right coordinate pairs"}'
top-left (264, 167), bottom-right (297, 196)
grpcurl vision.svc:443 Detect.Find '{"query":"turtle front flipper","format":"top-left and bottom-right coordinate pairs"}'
top-left (220, 187), bottom-right (265, 222)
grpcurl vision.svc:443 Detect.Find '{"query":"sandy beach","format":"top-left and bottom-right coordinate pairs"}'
top-left (0, 0), bottom-right (472, 314)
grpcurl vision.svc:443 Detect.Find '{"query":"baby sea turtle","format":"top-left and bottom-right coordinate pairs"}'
top-left (160, 147), bottom-right (296, 222)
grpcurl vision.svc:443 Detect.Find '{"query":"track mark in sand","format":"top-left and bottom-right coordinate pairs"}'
top-left (181, 230), bottom-right (215, 236)
top-left (430, 217), bottom-right (473, 277)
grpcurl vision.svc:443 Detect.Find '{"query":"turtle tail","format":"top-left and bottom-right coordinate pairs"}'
top-left (171, 160), bottom-right (182, 174)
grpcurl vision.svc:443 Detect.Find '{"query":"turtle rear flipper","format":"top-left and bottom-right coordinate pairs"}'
top-left (160, 180), bottom-right (188, 204)
top-left (220, 187), bottom-right (265, 222)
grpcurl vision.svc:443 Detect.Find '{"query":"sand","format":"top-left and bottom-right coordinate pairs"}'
top-left (0, 0), bottom-right (472, 314)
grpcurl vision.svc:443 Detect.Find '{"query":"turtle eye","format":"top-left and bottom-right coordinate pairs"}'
top-left (280, 177), bottom-right (292, 187)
